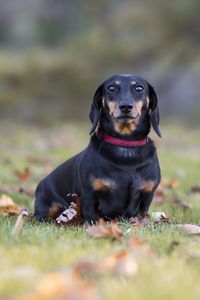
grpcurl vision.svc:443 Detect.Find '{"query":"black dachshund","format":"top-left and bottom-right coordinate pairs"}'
top-left (34, 74), bottom-right (161, 223)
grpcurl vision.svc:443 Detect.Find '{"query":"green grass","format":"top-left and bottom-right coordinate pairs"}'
top-left (0, 121), bottom-right (200, 299)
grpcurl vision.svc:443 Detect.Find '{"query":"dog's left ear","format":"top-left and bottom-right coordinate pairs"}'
top-left (149, 84), bottom-right (161, 137)
top-left (89, 83), bottom-right (103, 135)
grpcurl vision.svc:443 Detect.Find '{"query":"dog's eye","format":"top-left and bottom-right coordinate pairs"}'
top-left (135, 86), bottom-right (144, 93)
top-left (107, 85), bottom-right (116, 93)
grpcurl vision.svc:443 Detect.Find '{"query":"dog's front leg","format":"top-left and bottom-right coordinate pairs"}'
top-left (137, 191), bottom-right (154, 217)
top-left (124, 185), bottom-right (141, 218)
top-left (81, 190), bottom-right (98, 225)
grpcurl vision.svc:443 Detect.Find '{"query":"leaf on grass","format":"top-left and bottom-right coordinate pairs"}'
top-left (153, 177), bottom-right (178, 205)
top-left (0, 184), bottom-right (34, 197)
top-left (129, 214), bottom-right (150, 229)
top-left (73, 261), bottom-right (102, 275)
top-left (172, 195), bottom-right (191, 210)
top-left (13, 209), bottom-right (31, 235)
top-left (86, 219), bottom-right (123, 240)
top-left (151, 211), bottom-right (171, 223)
top-left (153, 185), bottom-right (166, 205)
top-left (56, 194), bottom-right (82, 226)
top-left (161, 177), bottom-right (179, 189)
top-left (104, 251), bottom-right (138, 276)
top-left (129, 236), bottom-right (146, 247)
top-left (15, 167), bottom-right (30, 182)
top-left (190, 185), bottom-right (200, 194)
top-left (18, 187), bottom-right (35, 198)
top-left (14, 272), bottom-right (100, 300)
top-left (0, 194), bottom-right (21, 216)
top-left (176, 224), bottom-right (200, 235)
top-left (26, 156), bottom-right (52, 166)
top-left (74, 251), bottom-right (138, 278)
top-left (128, 236), bottom-right (155, 257)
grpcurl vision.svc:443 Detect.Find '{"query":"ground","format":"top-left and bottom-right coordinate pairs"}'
top-left (0, 121), bottom-right (200, 300)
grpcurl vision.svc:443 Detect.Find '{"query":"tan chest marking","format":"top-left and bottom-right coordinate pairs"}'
top-left (114, 121), bottom-right (136, 135)
top-left (48, 202), bottom-right (63, 219)
top-left (92, 178), bottom-right (116, 192)
top-left (140, 181), bottom-right (155, 193)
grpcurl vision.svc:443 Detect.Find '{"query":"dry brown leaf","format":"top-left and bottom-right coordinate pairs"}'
top-left (151, 211), bottom-right (171, 223)
top-left (172, 194), bottom-right (191, 210)
top-left (0, 194), bottom-right (21, 216)
top-left (0, 184), bottom-right (34, 197)
top-left (162, 177), bottom-right (179, 189)
top-left (15, 167), bottom-right (30, 182)
top-left (14, 272), bottom-right (100, 300)
top-left (26, 156), bottom-right (52, 166)
top-left (153, 185), bottom-right (166, 205)
top-left (74, 251), bottom-right (138, 278)
top-left (56, 194), bottom-right (82, 226)
top-left (129, 214), bottom-right (150, 229)
top-left (129, 236), bottom-right (146, 247)
top-left (128, 236), bottom-right (155, 258)
top-left (153, 177), bottom-right (178, 205)
top-left (176, 224), bottom-right (200, 235)
top-left (190, 185), bottom-right (200, 194)
top-left (86, 219), bottom-right (123, 240)
top-left (13, 209), bottom-right (31, 235)
top-left (104, 251), bottom-right (138, 277)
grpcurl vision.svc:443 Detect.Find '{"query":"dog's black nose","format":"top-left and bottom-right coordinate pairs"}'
top-left (119, 104), bottom-right (133, 113)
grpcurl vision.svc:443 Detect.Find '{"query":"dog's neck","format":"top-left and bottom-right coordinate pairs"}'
top-left (96, 127), bottom-right (148, 147)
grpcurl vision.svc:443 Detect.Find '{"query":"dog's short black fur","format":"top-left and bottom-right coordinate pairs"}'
top-left (34, 74), bottom-right (161, 223)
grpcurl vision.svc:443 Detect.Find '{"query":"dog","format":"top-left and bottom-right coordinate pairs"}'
top-left (34, 74), bottom-right (161, 224)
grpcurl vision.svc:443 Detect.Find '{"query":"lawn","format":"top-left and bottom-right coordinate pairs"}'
top-left (0, 121), bottom-right (200, 300)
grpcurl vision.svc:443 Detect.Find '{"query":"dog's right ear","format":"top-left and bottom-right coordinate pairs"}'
top-left (89, 83), bottom-right (103, 135)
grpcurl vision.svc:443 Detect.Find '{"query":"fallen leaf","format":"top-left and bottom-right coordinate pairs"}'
top-left (129, 236), bottom-right (146, 247)
top-left (104, 251), bottom-right (138, 276)
top-left (176, 224), bottom-right (200, 235)
top-left (26, 156), bottom-right (52, 166)
top-left (172, 195), bottom-right (191, 210)
top-left (73, 261), bottom-right (102, 277)
top-left (190, 185), bottom-right (200, 194)
top-left (14, 272), bottom-right (100, 300)
top-left (74, 251), bottom-right (138, 278)
top-left (18, 187), bottom-right (35, 198)
top-left (86, 219), bottom-right (123, 240)
top-left (15, 167), bottom-right (30, 182)
top-left (151, 211), bottom-right (170, 223)
top-left (0, 184), bottom-right (34, 197)
top-left (129, 214), bottom-right (150, 229)
top-left (13, 209), bottom-right (31, 235)
top-left (153, 177), bottom-right (179, 205)
top-left (162, 177), bottom-right (179, 189)
top-left (0, 194), bottom-right (21, 216)
top-left (168, 240), bottom-right (180, 253)
top-left (153, 185), bottom-right (166, 205)
top-left (56, 194), bottom-right (82, 226)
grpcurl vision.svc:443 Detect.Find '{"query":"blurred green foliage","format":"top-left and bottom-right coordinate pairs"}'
top-left (0, 0), bottom-right (199, 123)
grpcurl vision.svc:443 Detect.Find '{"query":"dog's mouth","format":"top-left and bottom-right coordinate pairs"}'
top-left (115, 113), bottom-right (139, 123)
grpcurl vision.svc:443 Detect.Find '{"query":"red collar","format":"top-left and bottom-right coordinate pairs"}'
top-left (96, 129), bottom-right (148, 147)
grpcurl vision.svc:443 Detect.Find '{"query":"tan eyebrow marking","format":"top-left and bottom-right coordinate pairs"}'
top-left (130, 81), bottom-right (136, 85)
top-left (115, 80), bottom-right (121, 86)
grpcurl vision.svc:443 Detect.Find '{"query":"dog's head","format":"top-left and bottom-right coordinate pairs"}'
top-left (89, 74), bottom-right (161, 138)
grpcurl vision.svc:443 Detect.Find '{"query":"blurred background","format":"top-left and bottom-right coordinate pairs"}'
top-left (0, 0), bottom-right (199, 125)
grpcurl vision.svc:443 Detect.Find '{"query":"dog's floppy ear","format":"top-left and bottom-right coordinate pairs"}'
top-left (89, 83), bottom-right (103, 135)
top-left (149, 84), bottom-right (161, 137)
